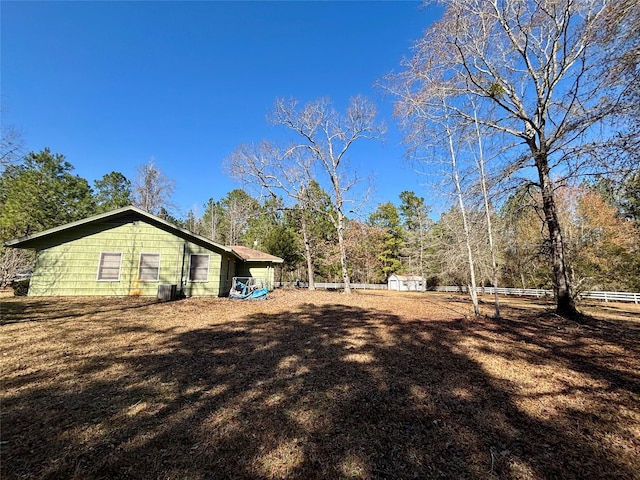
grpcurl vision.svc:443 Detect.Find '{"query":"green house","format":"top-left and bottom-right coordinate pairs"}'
top-left (5, 206), bottom-right (283, 297)
top-left (230, 245), bottom-right (283, 287)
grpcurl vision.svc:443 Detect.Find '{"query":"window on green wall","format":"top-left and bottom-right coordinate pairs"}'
top-left (189, 254), bottom-right (209, 282)
top-left (97, 252), bottom-right (122, 281)
top-left (139, 253), bottom-right (160, 281)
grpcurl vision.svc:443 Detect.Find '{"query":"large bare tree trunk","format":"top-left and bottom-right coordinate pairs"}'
top-left (535, 149), bottom-right (576, 316)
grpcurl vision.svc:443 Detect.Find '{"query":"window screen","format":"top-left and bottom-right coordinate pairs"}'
top-left (97, 252), bottom-right (122, 281)
top-left (139, 253), bottom-right (160, 281)
top-left (189, 254), bottom-right (209, 282)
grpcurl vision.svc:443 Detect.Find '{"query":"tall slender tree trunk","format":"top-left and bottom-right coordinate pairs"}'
top-left (209, 199), bottom-right (218, 242)
top-left (474, 109), bottom-right (500, 317)
top-left (446, 120), bottom-right (479, 316)
top-left (419, 219), bottom-right (426, 292)
top-left (455, 183), bottom-right (480, 316)
top-left (300, 213), bottom-right (315, 290)
top-left (336, 210), bottom-right (351, 293)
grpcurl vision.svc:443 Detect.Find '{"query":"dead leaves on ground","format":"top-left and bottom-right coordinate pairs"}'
top-left (1, 290), bottom-right (639, 479)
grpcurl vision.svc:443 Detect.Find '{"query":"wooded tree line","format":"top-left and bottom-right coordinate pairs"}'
top-left (176, 176), bottom-right (640, 295)
top-left (0, 150), bottom-right (176, 285)
top-left (1, 0), bottom-right (638, 319)
top-left (2, 145), bottom-right (638, 295)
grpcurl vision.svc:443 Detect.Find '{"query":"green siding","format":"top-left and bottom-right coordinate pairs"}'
top-left (28, 221), bottom-right (235, 297)
top-left (236, 262), bottom-right (276, 290)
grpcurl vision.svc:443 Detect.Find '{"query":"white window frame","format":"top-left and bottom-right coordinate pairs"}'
top-left (138, 253), bottom-right (161, 282)
top-left (97, 252), bottom-right (123, 281)
top-left (188, 254), bottom-right (210, 282)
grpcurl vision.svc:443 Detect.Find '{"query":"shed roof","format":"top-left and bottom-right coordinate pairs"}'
top-left (388, 274), bottom-right (424, 281)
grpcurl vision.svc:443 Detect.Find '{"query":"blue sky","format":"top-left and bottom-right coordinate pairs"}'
top-left (2, 1), bottom-right (441, 218)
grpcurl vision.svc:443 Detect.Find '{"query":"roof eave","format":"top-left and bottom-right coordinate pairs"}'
top-left (242, 258), bottom-right (284, 263)
top-left (4, 205), bottom-right (234, 254)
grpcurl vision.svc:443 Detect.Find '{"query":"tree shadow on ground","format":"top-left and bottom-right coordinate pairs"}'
top-left (2, 300), bottom-right (639, 479)
top-left (0, 296), bottom-right (159, 325)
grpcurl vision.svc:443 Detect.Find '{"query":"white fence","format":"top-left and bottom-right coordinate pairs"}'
top-left (436, 286), bottom-right (640, 304)
top-left (578, 290), bottom-right (640, 304)
top-left (275, 282), bottom-right (639, 303)
top-left (315, 282), bottom-right (388, 290)
top-left (436, 286), bottom-right (552, 297)
top-left (277, 282), bottom-right (387, 290)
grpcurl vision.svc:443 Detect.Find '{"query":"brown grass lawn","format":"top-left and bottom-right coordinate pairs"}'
top-left (1, 290), bottom-right (639, 480)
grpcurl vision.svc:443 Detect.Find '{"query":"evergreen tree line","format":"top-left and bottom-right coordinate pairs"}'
top-left (2, 146), bottom-right (637, 293)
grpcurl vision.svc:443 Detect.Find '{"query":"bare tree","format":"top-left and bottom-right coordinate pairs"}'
top-left (1, 124), bottom-right (25, 171)
top-left (433, 206), bottom-right (492, 289)
top-left (227, 96), bottom-right (385, 293)
top-left (203, 198), bottom-right (222, 242)
top-left (226, 140), bottom-right (318, 288)
top-left (132, 158), bottom-right (175, 216)
top-left (471, 104), bottom-right (501, 317)
top-left (0, 247), bottom-right (32, 288)
top-left (389, 0), bottom-right (632, 318)
top-left (219, 189), bottom-right (261, 245)
top-left (296, 180), bottom-right (335, 290)
top-left (597, 0), bottom-right (640, 157)
top-left (444, 105), bottom-right (480, 316)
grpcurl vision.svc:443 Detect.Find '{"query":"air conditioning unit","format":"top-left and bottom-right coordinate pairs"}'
top-left (157, 284), bottom-right (177, 301)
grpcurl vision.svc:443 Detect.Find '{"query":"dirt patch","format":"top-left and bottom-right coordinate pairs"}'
top-left (1, 290), bottom-right (639, 479)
